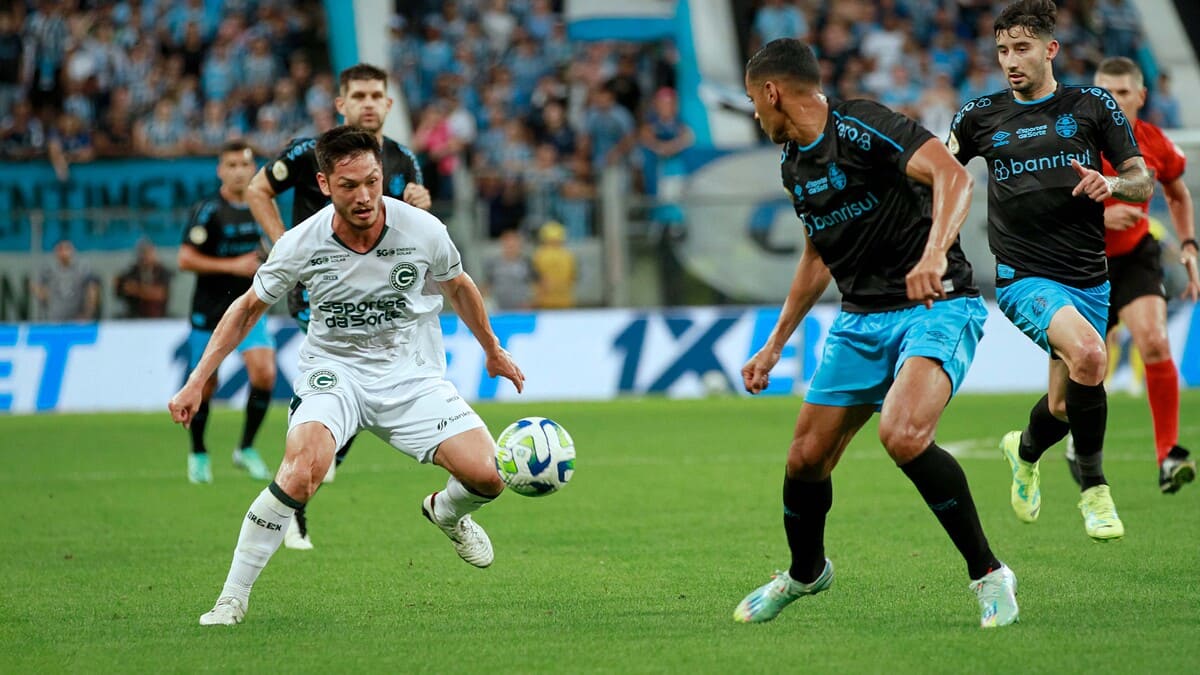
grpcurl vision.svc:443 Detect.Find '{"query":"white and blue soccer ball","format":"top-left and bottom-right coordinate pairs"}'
top-left (494, 417), bottom-right (575, 497)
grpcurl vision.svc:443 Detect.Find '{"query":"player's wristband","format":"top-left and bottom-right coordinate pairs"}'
top-left (1181, 238), bottom-right (1199, 252)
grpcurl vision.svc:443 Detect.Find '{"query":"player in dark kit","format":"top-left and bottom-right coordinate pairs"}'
top-left (732, 39), bottom-right (1017, 629)
top-left (949, 0), bottom-right (1153, 540)
top-left (179, 139), bottom-right (276, 484)
top-left (245, 63), bottom-right (431, 550)
top-left (1062, 56), bottom-right (1199, 493)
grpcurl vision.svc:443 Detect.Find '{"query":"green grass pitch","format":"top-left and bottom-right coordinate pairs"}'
top-left (1, 392), bottom-right (1198, 673)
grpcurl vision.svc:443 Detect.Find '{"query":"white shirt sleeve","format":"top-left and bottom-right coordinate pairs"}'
top-left (429, 221), bottom-right (464, 282)
top-left (252, 229), bottom-right (301, 304)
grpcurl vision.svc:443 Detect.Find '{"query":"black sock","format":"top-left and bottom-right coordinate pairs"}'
top-left (335, 434), bottom-right (357, 466)
top-left (900, 444), bottom-right (1001, 580)
top-left (240, 387), bottom-right (272, 449)
top-left (1066, 379), bottom-right (1107, 489)
top-left (294, 504), bottom-right (308, 536)
top-left (782, 475), bottom-right (832, 584)
top-left (189, 401), bottom-right (210, 454)
top-left (1019, 394), bottom-right (1070, 463)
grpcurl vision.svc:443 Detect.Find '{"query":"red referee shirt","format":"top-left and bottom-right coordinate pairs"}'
top-left (1100, 118), bottom-right (1187, 257)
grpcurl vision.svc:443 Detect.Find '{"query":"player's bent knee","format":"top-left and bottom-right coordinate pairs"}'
top-left (1137, 333), bottom-right (1172, 363)
top-left (785, 440), bottom-right (832, 481)
top-left (1069, 342), bottom-right (1107, 385)
top-left (878, 423), bottom-right (932, 463)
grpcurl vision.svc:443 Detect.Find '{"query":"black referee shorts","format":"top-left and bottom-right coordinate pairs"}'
top-left (1107, 233), bottom-right (1167, 330)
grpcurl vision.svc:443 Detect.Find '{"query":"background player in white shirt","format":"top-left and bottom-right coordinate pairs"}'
top-left (169, 126), bottom-right (524, 626)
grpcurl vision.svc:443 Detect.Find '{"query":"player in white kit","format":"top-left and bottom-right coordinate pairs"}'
top-left (169, 126), bottom-right (525, 626)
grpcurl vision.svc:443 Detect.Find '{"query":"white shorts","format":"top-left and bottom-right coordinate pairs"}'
top-left (287, 365), bottom-right (485, 463)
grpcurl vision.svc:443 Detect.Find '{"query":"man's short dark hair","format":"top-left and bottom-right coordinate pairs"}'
top-left (219, 138), bottom-right (252, 156)
top-left (338, 63), bottom-right (388, 94)
top-left (1096, 56), bottom-right (1144, 87)
top-left (995, 0), bottom-right (1057, 40)
top-left (745, 38), bottom-right (820, 87)
top-left (315, 125), bottom-right (382, 176)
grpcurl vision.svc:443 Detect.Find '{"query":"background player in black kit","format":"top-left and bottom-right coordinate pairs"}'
top-left (179, 139), bottom-right (277, 485)
top-left (732, 39), bottom-right (1017, 629)
top-left (949, 0), bottom-right (1152, 541)
top-left (245, 63), bottom-right (432, 550)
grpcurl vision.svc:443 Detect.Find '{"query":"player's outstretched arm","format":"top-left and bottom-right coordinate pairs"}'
top-left (1073, 157), bottom-right (1152, 203)
top-left (1162, 177), bottom-right (1200, 300)
top-left (246, 167), bottom-right (288, 243)
top-left (441, 272), bottom-right (526, 393)
top-left (903, 137), bottom-right (974, 308)
top-left (168, 289), bottom-right (271, 427)
top-left (178, 244), bottom-right (260, 277)
top-left (742, 231), bottom-right (832, 395)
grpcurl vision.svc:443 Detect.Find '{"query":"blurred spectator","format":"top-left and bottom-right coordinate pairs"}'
top-left (641, 87), bottom-right (693, 235)
top-left (542, 20), bottom-right (573, 69)
top-left (481, 0), bottom-right (518, 55)
top-left (751, 0), bottom-right (809, 53)
top-left (582, 84), bottom-right (637, 171)
top-left (191, 100), bottom-right (233, 155)
top-left (1097, 0), bottom-right (1142, 60)
top-left (532, 221), bottom-right (577, 309)
top-left (114, 240), bottom-right (173, 318)
top-left (246, 106), bottom-right (289, 157)
top-left (523, 142), bottom-right (569, 228)
top-left (412, 101), bottom-right (465, 201)
top-left (526, 0), bottom-right (556, 42)
top-left (508, 36), bottom-right (547, 104)
top-left (531, 100), bottom-right (577, 159)
top-left (959, 61), bottom-right (1006, 103)
top-left (134, 98), bottom-right (188, 157)
top-left (174, 22), bottom-right (207, 78)
top-left (875, 64), bottom-right (922, 118)
top-left (94, 86), bottom-right (134, 157)
top-left (241, 36), bottom-right (280, 89)
top-left (481, 172), bottom-right (528, 238)
top-left (918, 72), bottom-right (958, 141)
top-left (47, 112), bottom-right (94, 181)
top-left (1145, 72), bottom-right (1182, 130)
top-left (305, 72), bottom-right (335, 117)
top-left (201, 39), bottom-right (240, 103)
top-left (607, 51), bottom-right (644, 116)
top-left (482, 228), bottom-right (536, 311)
top-left (25, 2), bottom-right (70, 117)
top-left (32, 239), bottom-right (100, 322)
top-left (0, 11), bottom-right (22, 118)
top-left (558, 154), bottom-right (596, 240)
top-left (0, 100), bottom-right (46, 160)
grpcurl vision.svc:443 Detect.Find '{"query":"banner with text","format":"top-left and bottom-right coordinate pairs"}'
top-left (1, 303), bottom-right (1196, 414)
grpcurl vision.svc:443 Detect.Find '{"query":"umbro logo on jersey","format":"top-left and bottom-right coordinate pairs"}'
top-left (390, 262), bottom-right (419, 291)
top-left (991, 131), bottom-right (1011, 147)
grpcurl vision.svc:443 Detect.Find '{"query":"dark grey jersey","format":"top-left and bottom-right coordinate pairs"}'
top-left (950, 84), bottom-right (1142, 288)
top-left (783, 99), bottom-right (977, 311)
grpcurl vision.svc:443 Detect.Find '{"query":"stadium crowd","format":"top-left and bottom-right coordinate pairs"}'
top-left (2, 1), bottom-right (1169, 260)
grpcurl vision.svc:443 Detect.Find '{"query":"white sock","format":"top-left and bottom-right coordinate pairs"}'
top-left (218, 487), bottom-right (296, 603)
top-left (431, 476), bottom-right (495, 526)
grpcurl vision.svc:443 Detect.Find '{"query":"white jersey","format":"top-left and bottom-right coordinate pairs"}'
top-left (253, 196), bottom-right (462, 382)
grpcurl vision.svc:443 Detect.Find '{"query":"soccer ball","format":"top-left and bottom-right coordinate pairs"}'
top-left (494, 417), bottom-right (576, 497)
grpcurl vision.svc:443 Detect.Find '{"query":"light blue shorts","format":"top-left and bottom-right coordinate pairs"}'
top-left (805, 296), bottom-right (988, 407)
top-left (188, 315), bottom-right (275, 370)
top-left (996, 277), bottom-right (1109, 354)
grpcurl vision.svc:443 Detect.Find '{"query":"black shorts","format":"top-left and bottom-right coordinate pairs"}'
top-left (1107, 233), bottom-right (1166, 329)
